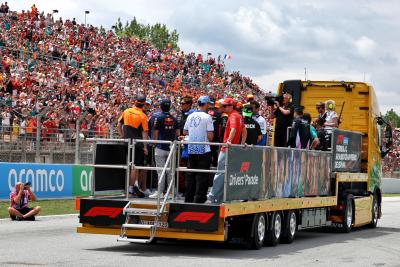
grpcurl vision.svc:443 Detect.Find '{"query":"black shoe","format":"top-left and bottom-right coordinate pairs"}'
top-left (15, 216), bottom-right (23, 221)
top-left (133, 186), bottom-right (145, 198)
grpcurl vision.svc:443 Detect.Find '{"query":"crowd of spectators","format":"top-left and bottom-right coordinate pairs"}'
top-left (0, 4), bottom-right (272, 143)
top-left (383, 128), bottom-right (400, 177)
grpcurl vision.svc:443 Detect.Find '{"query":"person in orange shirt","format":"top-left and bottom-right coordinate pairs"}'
top-left (118, 94), bottom-right (149, 198)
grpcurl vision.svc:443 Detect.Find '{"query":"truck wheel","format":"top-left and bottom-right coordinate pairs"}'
top-left (265, 212), bottom-right (282, 246)
top-left (369, 195), bottom-right (379, 228)
top-left (340, 194), bottom-right (353, 233)
top-left (282, 210), bottom-right (297, 244)
top-left (245, 213), bottom-right (267, 250)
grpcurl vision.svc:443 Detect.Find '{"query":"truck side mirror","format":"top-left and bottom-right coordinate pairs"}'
top-left (385, 125), bottom-right (393, 149)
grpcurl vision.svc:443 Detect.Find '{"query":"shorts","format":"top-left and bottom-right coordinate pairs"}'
top-left (10, 207), bottom-right (34, 221)
top-left (133, 147), bottom-right (145, 166)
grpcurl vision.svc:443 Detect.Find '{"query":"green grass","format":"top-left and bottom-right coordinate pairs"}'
top-left (0, 199), bottom-right (77, 219)
top-left (383, 193), bottom-right (400, 197)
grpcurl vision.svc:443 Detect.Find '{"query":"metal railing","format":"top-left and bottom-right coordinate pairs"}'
top-left (87, 138), bottom-right (336, 204)
top-left (0, 124), bottom-right (120, 164)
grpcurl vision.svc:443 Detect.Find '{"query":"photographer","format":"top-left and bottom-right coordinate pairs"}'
top-left (8, 182), bottom-right (41, 221)
top-left (272, 93), bottom-right (294, 147)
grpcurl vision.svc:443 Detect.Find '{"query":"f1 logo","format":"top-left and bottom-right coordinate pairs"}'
top-left (174, 212), bottom-right (214, 224)
top-left (240, 161), bottom-right (250, 172)
top-left (337, 135), bottom-right (344, 145)
top-left (84, 207), bottom-right (123, 218)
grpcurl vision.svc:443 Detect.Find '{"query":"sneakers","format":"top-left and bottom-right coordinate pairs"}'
top-left (15, 216), bottom-right (23, 221)
top-left (143, 189), bottom-right (152, 197)
top-left (132, 186), bottom-right (145, 198)
top-left (149, 191), bottom-right (163, 199)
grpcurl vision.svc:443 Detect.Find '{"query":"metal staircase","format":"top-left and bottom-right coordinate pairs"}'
top-left (117, 143), bottom-right (177, 243)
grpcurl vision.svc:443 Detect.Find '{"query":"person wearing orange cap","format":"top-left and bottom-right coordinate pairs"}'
top-left (208, 97), bottom-right (247, 203)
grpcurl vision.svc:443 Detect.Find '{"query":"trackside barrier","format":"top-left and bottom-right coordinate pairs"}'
top-left (0, 163), bottom-right (94, 199)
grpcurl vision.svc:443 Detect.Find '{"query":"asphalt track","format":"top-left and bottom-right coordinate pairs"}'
top-left (1, 198), bottom-right (400, 267)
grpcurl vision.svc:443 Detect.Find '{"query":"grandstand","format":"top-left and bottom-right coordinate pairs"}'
top-left (0, 5), bottom-right (272, 163)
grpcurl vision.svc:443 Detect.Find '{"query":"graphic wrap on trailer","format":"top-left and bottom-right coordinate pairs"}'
top-left (226, 146), bottom-right (333, 202)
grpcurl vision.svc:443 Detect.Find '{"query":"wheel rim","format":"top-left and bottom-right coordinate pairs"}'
top-left (373, 199), bottom-right (378, 224)
top-left (257, 215), bottom-right (266, 242)
top-left (274, 214), bottom-right (281, 239)
top-left (289, 212), bottom-right (296, 237)
top-left (346, 203), bottom-right (352, 228)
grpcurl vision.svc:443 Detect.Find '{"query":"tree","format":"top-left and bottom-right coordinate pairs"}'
top-left (384, 109), bottom-right (400, 128)
top-left (113, 17), bottom-right (179, 50)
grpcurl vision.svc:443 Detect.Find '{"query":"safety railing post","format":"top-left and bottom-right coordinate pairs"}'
top-left (75, 111), bottom-right (88, 164)
top-left (35, 107), bottom-right (51, 163)
top-left (126, 139), bottom-right (131, 199)
top-left (176, 142), bottom-right (181, 200)
top-left (223, 145), bottom-right (229, 203)
top-left (171, 141), bottom-right (177, 200)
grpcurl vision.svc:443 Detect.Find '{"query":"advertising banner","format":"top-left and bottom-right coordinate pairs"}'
top-left (0, 163), bottom-right (72, 199)
top-left (263, 148), bottom-right (332, 200)
top-left (0, 163), bottom-right (95, 199)
top-left (225, 146), bottom-right (263, 201)
top-left (72, 165), bottom-right (94, 197)
top-left (332, 129), bottom-right (363, 172)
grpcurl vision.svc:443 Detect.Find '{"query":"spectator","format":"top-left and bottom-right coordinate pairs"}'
top-left (183, 95), bottom-right (214, 203)
top-left (8, 182), bottom-right (41, 221)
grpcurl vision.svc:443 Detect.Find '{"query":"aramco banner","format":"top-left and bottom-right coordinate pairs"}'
top-left (0, 163), bottom-right (93, 199)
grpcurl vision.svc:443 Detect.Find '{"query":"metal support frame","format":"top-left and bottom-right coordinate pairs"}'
top-left (75, 111), bottom-right (89, 164)
top-left (35, 106), bottom-right (51, 162)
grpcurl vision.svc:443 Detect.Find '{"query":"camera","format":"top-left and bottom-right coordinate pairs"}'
top-left (265, 94), bottom-right (283, 106)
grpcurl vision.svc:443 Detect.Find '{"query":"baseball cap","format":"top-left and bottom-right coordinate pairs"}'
top-left (236, 102), bottom-right (243, 109)
top-left (160, 99), bottom-right (171, 111)
top-left (135, 94), bottom-right (146, 102)
top-left (145, 98), bottom-right (152, 105)
top-left (222, 98), bottom-right (235, 106)
top-left (180, 96), bottom-right (193, 104)
top-left (242, 103), bottom-right (253, 117)
top-left (198, 95), bottom-right (213, 104)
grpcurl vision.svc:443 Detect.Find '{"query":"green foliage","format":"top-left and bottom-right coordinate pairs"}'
top-left (384, 109), bottom-right (400, 128)
top-left (113, 17), bottom-right (179, 50)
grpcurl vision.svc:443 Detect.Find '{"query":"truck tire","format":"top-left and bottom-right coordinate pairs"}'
top-left (369, 195), bottom-right (379, 228)
top-left (265, 212), bottom-right (282, 246)
top-left (340, 194), bottom-right (353, 233)
top-left (282, 210), bottom-right (297, 244)
top-left (245, 213), bottom-right (267, 250)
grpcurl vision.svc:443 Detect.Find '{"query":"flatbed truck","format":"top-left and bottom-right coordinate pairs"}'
top-left (77, 80), bottom-right (392, 249)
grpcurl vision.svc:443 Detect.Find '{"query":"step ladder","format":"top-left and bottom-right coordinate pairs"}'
top-left (117, 143), bottom-right (177, 244)
top-left (117, 202), bottom-right (168, 243)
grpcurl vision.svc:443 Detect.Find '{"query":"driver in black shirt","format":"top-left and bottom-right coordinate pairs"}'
top-left (242, 103), bottom-right (262, 145)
